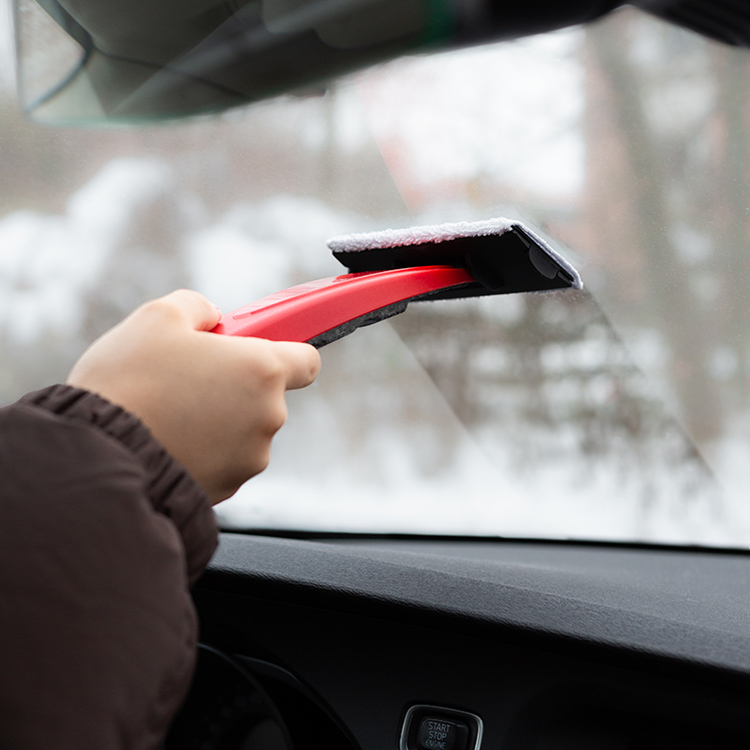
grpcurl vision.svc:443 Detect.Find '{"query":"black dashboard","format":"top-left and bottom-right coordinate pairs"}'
top-left (173, 533), bottom-right (750, 749)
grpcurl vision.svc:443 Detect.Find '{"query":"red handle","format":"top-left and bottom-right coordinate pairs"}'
top-left (211, 265), bottom-right (474, 344)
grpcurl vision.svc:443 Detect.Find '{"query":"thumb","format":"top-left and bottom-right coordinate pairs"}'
top-left (156, 289), bottom-right (223, 332)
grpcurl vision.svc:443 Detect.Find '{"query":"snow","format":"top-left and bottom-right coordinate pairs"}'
top-left (185, 221), bottom-right (292, 312)
top-left (0, 211), bottom-right (98, 342)
top-left (68, 158), bottom-right (176, 242)
top-left (185, 195), bottom-right (361, 311)
top-left (0, 158), bottom-right (174, 343)
top-left (328, 217), bottom-right (517, 251)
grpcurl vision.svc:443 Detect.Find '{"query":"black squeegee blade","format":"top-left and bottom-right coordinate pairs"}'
top-left (331, 226), bottom-right (576, 300)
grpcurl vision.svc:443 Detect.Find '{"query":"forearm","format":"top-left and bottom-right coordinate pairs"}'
top-left (0, 385), bottom-right (218, 749)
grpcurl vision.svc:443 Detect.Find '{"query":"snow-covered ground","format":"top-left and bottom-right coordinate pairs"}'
top-left (0, 159), bottom-right (176, 343)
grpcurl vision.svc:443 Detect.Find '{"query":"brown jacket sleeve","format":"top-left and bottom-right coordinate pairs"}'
top-left (0, 384), bottom-right (219, 750)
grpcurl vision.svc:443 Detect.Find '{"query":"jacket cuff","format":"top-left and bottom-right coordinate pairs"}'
top-left (20, 384), bottom-right (218, 585)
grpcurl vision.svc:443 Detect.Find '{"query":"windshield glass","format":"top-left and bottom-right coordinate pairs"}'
top-left (1, 5), bottom-right (748, 546)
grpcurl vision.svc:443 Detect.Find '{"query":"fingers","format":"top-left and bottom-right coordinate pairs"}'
top-left (142, 291), bottom-right (320, 392)
top-left (147, 289), bottom-right (223, 332)
top-left (136, 292), bottom-right (320, 392)
top-left (268, 341), bottom-right (322, 390)
top-left (65, 288), bottom-right (322, 505)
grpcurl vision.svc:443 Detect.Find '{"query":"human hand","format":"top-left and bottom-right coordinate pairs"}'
top-left (67, 289), bottom-right (321, 504)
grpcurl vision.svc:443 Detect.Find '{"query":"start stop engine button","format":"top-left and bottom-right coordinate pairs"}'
top-left (417, 716), bottom-right (469, 750)
top-left (400, 705), bottom-right (483, 750)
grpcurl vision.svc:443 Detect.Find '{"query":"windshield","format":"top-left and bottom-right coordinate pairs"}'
top-left (1, 5), bottom-right (748, 546)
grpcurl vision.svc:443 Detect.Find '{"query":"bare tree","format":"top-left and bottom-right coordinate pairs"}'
top-left (585, 13), bottom-right (723, 443)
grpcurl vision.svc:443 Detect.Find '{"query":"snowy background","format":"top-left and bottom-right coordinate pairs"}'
top-left (1, 5), bottom-right (750, 546)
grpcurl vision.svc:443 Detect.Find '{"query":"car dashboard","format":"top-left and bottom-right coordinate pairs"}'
top-left (167, 533), bottom-right (750, 749)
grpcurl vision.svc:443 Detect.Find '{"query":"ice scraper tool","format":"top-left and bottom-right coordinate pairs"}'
top-left (211, 218), bottom-right (582, 348)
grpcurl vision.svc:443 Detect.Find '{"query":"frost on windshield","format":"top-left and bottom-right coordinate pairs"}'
top-left (0, 8), bottom-right (748, 546)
